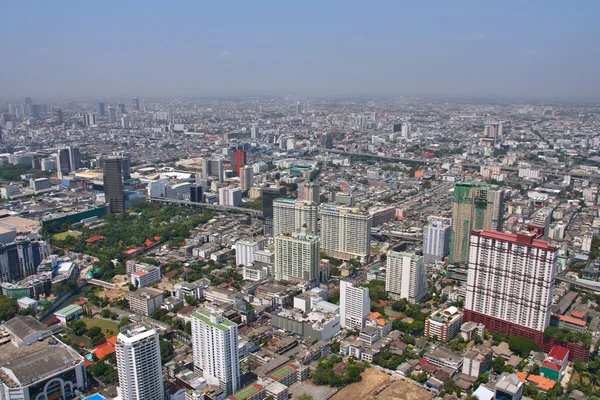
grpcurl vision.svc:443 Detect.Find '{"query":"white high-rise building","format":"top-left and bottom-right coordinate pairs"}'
top-left (116, 325), bottom-right (164, 400)
top-left (385, 251), bottom-right (428, 303)
top-left (401, 122), bottom-right (412, 138)
top-left (83, 113), bottom-right (96, 126)
top-left (273, 199), bottom-right (318, 236)
top-left (465, 230), bottom-right (558, 335)
top-left (250, 125), bottom-right (259, 139)
top-left (298, 182), bottom-right (320, 204)
top-left (423, 216), bottom-right (452, 263)
top-left (121, 115), bottom-right (132, 129)
top-left (274, 229), bottom-right (320, 285)
top-left (192, 309), bottom-right (240, 396)
top-left (339, 280), bottom-right (371, 330)
top-left (218, 186), bottom-right (242, 207)
top-left (240, 165), bottom-right (254, 192)
top-left (236, 240), bottom-right (260, 267)
top-left (319, 204), bottom-right (371, 262)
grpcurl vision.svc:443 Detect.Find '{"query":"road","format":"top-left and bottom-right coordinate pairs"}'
top-left (148, 196), bottom-right (263, 217)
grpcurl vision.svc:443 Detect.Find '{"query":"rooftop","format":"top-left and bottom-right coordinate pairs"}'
top-left (55, 304), bottom-right (83, 317)
top-left (3, 316), bottom-right (49, 342)
top-left (192, 309), bottom-right (237, 331)
top-left (472, 230), bottom-right (557, 252)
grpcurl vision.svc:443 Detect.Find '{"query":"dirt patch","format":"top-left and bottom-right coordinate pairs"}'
top-left (98, 288), bottom-right (129, 301)
top-left (332, 369), bottom-right (433, 400)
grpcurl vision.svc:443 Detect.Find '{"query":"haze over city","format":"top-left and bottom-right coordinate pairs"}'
top-left (2, 1), bottom-right (600, 100)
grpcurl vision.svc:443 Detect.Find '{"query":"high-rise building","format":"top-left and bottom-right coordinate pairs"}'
top-left (240, 165), bottom-right (253, 193)
top-left (250, 125), bottom-right (259, 139)
top-left (103, 156), bottom-right (125, 213)
top-left (319, 204), bottom-right (371, 262)
top-left (55, 108), bottom-right (63, 124)
top-left (69, 146), bottom-right (81, 172)
top-left (56, 148), bottom-right (71, 177)
top-left (465, 230), bottom-right (558, 343)
top-left (236, 240), bottom-right (260, 267)
top-left (114, 151), bottom-right (131, 180)
top-left (24, 97), bottom-right (33, 106)
top-left (190, 185), bottom-right (203, 203)
top-left (274, 228), bottom-right (320, 285)
top-left (98, 102), bottom-right (105, 116)
top-left (298, 182), bottom-right (320, 204)
top-left (262, 186), bottom-right (287, 235)
top-left (133, 97), bottom-right (140, 111)
top-left (108, 106), bottom-right (117, 122)
top-left (31, 104), bottom-right (41, 119)
top-left (295, 102), bottom-right (302, 115)
top-left (83, 113), bottom-right (96, 126)
top-left (339, 280), bottom-right (370, 329)
top-left (423, 216), bottom-right (452, 263)
top-left (218, 187), bottom-right (242, 207)
top-left (116, 325), bottom-right (164, 400)
top-left (273, 199), bottom-right (318, 236)
top-left (118, 103), bottom-right (126, 114)
top-left (231, 150), bottom-right (247, 177)
top-left (0, 239), bottom-right (49, 282)
top-left (320, 132), bottom-right (333, 149)
top-left (385, 251), bottom-right (428, 303)
top-left (401, 123), bottom-right (412, 138)
top-left (449, 182), bottom-right (504, 264)
top-left (192, 309), bottom-right (240, 396)
top-left (121, 115), bottom-right (131, 129)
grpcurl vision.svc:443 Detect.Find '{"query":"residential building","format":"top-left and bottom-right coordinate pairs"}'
top-left (465, 230), bottom-right (558, 344)
top-left (116, 325), bottom-right (164, 400)
top-left (218, 187), bottom-right (242, 207)
top-left (274, 229), bottom-right (320, 286)
top-left (240, 165), bottom-right (254, 192)
top-left (425, 306), bottom-right (464, 342)
top-left (262, 186), bottom-right (287, 235)
top-left (449, 182), bottom-right (504, 264)
top-left (494, 373), bottom-right (523, 400)
top-left (236, 240), bottom-right (261, 267)
top-left (191, 310), bottom-right (240, 396)
top-left (83, 112), bottom-right (96, 126)
top-left (128, 288), bottom-right (164, 316)
top-left (339, 280), bottom-right (370, 330)
top-left (423, 216), bottom-right (452, 263)
top-left (103, 156), bottom-right (125, 213)
top-left (319, 204), bottom-right (371, 262)
top-left (273, 199), bottom-right (318, 236)
top-left (385, 251), bottom-right (427, 303)
top-left (130, 264), bottom-right (161, 288)
top-left (298, 182), bottom-right (320, 204)
top-left (172, 280), bottom-right (207, 301)
top-left (462, 345), bottom-right (493, 377)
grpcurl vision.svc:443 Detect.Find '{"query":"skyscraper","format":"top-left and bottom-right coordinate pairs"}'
top-left (98, 102), bottom-right (105, 116)
top-left (273, 199), bottom-right (318, 236)
top-left (295, 102), bottom-right (302, 115)
top-left (385, 251), bottom-right (428, 303)
top-left (250, 125), bottom-right (259, 139)
top-left (274, 228), bottom-right (320, 285)
top-left (423, 216), bottom-right (452, 263)
top-left (118, 103), bottom-right (126, 114)
top-left (449, 182), bottom-right (504, 264)
top-left (190, 185), bottom-right (203, 203)
top-left (339, 280), bottom-right (371, 329)
top-left (68, 146), bottom-right (81, 172)
top-left (56, 148), bottom-right (71, 178)
top-left (55, 109), bottom-right (63, 124)
top-left (31, 104), bottom-right (41, 119)
top-left (298, 182), bottom-right (320, 204)
top-left (114, 151), bottom-right (131, 180)
top-left (83, 113), bottom-right (96, 126)
top-left (108, 106), bottom-right (117, 123)
top-left (262, 186), bottom-right (287, 235)
top-left (465, 230), bottom-right (558, 344)
top-left (116, 325), bottom-right (164, 400)
top-left (121, 115), bottom-right (131, 129)
top-left (133, 97), bottom-right (140, 111)
top-left (240, 165), bottom-right (253, 193)
top-left (320, 132), bottom-right (333, 149)
top-left (103, 156), bottom-right (125, 213)
top-left (192, 309), bottom-right (240, 396)
top-left (319, 204), bottom-right (371, 262)
top-left (231, 150), bottom-right (247, 177)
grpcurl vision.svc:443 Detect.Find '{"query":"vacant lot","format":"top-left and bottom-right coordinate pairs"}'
top-left (97, 287), bottom-right (129, 302)
top-left (82, 317), bottom-right (119, 336)
top-left (332, 369), bottom-right (433, 400)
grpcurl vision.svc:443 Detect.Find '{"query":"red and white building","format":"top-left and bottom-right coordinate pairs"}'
top-left (465, 230), bottom-right (558, 344)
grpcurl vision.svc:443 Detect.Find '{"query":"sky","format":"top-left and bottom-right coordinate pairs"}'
top-left (1, 1), bottom-right (599, 100)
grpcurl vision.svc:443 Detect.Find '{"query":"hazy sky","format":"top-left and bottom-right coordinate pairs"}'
top-left (1, 1), bottom-right (599, 100)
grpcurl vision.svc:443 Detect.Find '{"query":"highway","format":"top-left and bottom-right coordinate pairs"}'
top-left (555, 276), bottom-right (600, 294)
top-left (148, 196), bottom-right (263, 217)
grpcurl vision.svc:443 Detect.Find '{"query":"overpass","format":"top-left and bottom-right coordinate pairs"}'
top-left (148, 197), bottom-right (263, 217)
top-left (87, 279), bottom-right (118, 290)
top-left (555, 276), bottom-right (600, 294)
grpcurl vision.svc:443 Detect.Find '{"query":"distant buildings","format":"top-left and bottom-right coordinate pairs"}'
top-left (465, 230), bottom-right (558, 343)
top-left (319, 204), bottom-right (371, 263)
top-left (192, 309), bottom-right (240, 396)
top-left (82, 112), bottom-right (96, 126)
top-left (385, 251), bottom-right (428, 303)
top-left (262, 186), bottom-right (287, 235)
top-left (103, 156), bottom-right (125, 213)
top-left (274, 229), bottom-right (321, 286)
top-left (231, 149), bottom-right (247, 177)
top-left (116, 325), bottom-right (164, 400)
top-left (339, 280), bottom-right (370, 330)
top-left (423, 216), bottom-right (452, 263)
top-left (450, 182), bottom-right (504, 264)
top-left (240, 165), bottom-right (254, 192)
top-left (273, 199), bottom-right (318, 236)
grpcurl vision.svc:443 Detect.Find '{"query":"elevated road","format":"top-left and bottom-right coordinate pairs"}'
top-left (148, 196), bottom-right (263, 217)
top-left (555, 276), bottom-right (600, 294)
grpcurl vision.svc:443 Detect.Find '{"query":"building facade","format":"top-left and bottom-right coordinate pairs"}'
top-left (273, 199), bottom-right (318, 236)
top-left (339, 280), bottom-right (371, 330)
top-left (274, 230), bottom-right (320, 286)
top-left (319, 204), bottom-right (371, 262)
top-left (423, 216), bottom-right (452, 263)
top-left (103, 156), bottom-right (125, 213)
top-left (385, 251), bottom-right (428, 303)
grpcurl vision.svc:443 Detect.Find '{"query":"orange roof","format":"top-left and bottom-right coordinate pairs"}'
top-left (366, 312), bottom-right (382, 320)
top-left (527, 375), bottom-right (556, 391)
top-left (558, 314), bottom-right (587, 327)
top-left (95, 336), bottom-right (118, 359)
top-left (377, 318), bottom-right (386, 326)
top-left (515, 372), bottom-right (528, 383)
top-left (570, 311), bottom-right (585, 319)
top-left (132, 271), bottom-right (147, 277)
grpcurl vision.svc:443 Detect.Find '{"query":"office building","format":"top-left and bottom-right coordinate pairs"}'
top-left (321, 132), bottom-right (333, 149)
top-left (240, 165), bottom-right (253, 192)
top-left (113, 151), bottom-right (131, 180)
top-left (298, 181), bottom-right (320, 204)
top-left (0, 317), bottom-right (87, 400)
top-left (121, 115), bottom-right (131, 129)
top-left (0, 238), bottom-right (49, 282)
top-left (274, 229), bottom-right (320, 285)
top-left (127, 288), bottom-right (164, 316)
top-left (385, 251), bottom-right (428, 303)
top-left (128, 261), bottom-right (161, 288)
top-left (295, 102), bottom-right (301, 115)
top-left (56, 148), bottom-right (71, 177)
top-left (133, 97), bottom-right (140, 110)
top-left (465, 230), bottom-right (558, 343)
top-left (30, 178), bottom-right (51, 191)
top-left (82, 113), bottom-right (96, 126)
top-left (449, 182), bottom-right (504, 264)
top-left (423, 216), bottom-right (452, 263)
top-left (250, 125), bottom-right (259, 139)
top-left (69, 147), bottom-right (81, 172)
top-left (273, 199), bottom-right (318, 236)
top-left (262, 186), bottom-right (287, 235)
top-left (191, 309), bottom-right (240, 396)
top-left (55, 108), bottom-right (63, 124)
top-left (339, 280), bottom-right (371, 329)
top-left (319, 204), bottom-right (371, 262)
top-left (116, 325), bottom-right (164, 400)
top-left (230, 150), bottom-right (247, 177)
top-left (190, 185), bottom-right (203, 203)
top-left (108, 106), bottom-right (117, 122)
top-left (118, 103), bottom-right (126, 114)
top-left (97, 102), bottom-right (105, 116)
top-left (218, 187), bottom-right (242, 207)
top-left (425, 306), bottom-right (464, 342)
top-left (31, 104), bottom-right (41, 119)
top-left (103, 156), bottom-right (125, 213)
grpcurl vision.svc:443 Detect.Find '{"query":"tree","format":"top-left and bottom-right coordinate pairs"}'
top-left (100, 309), bottom-right (111, 318)
top-left (343, 364), bottom-right (362, 383)
top-left (0, 296), bottom-right (18, 321)
top-left (330, 341), bottom-right (340, 354)
top-left (298, 395), bottom-right (313, 400)
top-left (184, 295), bottom-right (198, 306)
top-left (69, 319), bottom-right (88, 336)
top-left (118, 316), bottom-right (130, 328)
top-left (241, 357), bottom-right (259, 373)
top-left (160, 338), bottom-right (174, 363)
top-left (493, 356), bottom-right (507, 374)
top-left (530, 363), bottom-right (541, 375)
top-left (509, 336), bottom-right (539, 357)
top-left (413, 372), bottom-right (428, 383)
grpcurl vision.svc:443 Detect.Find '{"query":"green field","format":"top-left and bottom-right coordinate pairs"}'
top-left (232, 384), bottom-right (261, 400)
top-left (82, 317), bottom-right (119, 337)
top-left (270, 364), bottom-right (295, 380)
top-left (53, 231), bottom-right (82, 241)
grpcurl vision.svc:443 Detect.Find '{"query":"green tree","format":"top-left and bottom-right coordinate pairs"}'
top-left (330, 341), bottom-right (340, 354)
top-left (69, 319), bottom-right (88, 336)
top-left (493, 356), bottom-right (507, 374)
top-left (118, 316), bottom-right (130, 328)
top-left (0, 296), bottom-right (19, 321)
top-left (160, 338), bottom-right (174, 363)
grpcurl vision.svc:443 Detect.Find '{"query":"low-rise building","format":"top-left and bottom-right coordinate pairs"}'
top-left (462, 345), bottom-right (493, 377)
top-left (55, 304), bottom-right (83, 326)
top-left (128, 288), bottom-right (164, 316)
top-left (425, 306), bottom-right (463, 342)
top-left (423, 346), bottom-right (463, 372)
